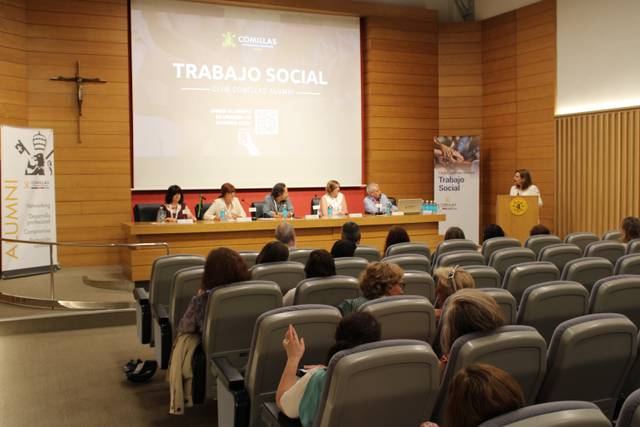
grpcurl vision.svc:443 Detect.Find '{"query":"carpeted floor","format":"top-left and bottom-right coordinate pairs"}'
top-left (0, 325), bottom-right (217, 427)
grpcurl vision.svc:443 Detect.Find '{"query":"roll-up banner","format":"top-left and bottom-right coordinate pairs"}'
top-left (1, 125), bottom-right (58, 278)
top-left (434, 136), bottom-right (480, 243)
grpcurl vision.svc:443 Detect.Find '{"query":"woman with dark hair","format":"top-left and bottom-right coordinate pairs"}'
top-left (482, 223), bottom-right (505, 242)
top-left (621, 216), bottom-right (640, 243)
top-left (510, 169), bottom-right (543, 207)
top-left (338, 261), bottom-right (404, 315)
top-left (283, 249), bottom-right (336, 305)
top-left (384, 225), bottom-right (410, 255)
top-left (276, 312), bottom-right (381, 426)
top-left (256, 241), bottom-right (290, 264)
top-left (444, 226), bottom-right (465, 240)
top-left (330, 239), bottom-right (357, 258)
top-left (529, 224), bottom-right (551, 236)
top-left (203, 182), bottom-right (246, 221)
top-left (157, 184), bottom-right (193, 222)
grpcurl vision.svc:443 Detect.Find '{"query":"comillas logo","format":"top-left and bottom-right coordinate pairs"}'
top-left (221, 32), bottom-right (237, 48)
top-left (221, 32), bottom-right (277, 49)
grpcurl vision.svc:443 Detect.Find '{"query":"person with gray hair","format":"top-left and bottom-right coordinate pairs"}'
top-left (275, 222), bottom-right (296, 248)
top-left (363, 182), bottom-right (398, 215)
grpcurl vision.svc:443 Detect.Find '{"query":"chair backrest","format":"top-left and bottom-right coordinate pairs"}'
top-left (382, 254), bottom-right (431, 273)
top-left (432, 325), bottom-right (547, 423)
top-left (478, 401), bottom-right (612, 427)
top-left (293, 275), bottom-right (360, 306)
top-left (525, 234), bottom-right (563, 258)
top-left (622, 336), bottom-right (640, 406)
top-left (354, 246), bottom-right (381, 263)
top-left (250, 261), bottom-right (306, 294)
top-left (478, 288), bottom-right (517, 324)
top-left (313, 340), bottom-right (440, 427)
top-left (589, 275), bottom-right (640, 329)
top-left (385, 242), bottom-right (431, 259)
top-left (618, 388), bottom-right (640, 427)
top-left (133, 203), bottom-right (161, 222)
top-left (358, 295), bottom-right (436, 344)
top-left (502, 261), bottom-right (560, 304)
top-left (288, 248), bottom-right (314, 265)
top-left (560, 257), bottom-right (614, 292)
top-left (537, 313), bottom-right (638, 418)
top-left (602, 230), bottom-right (622, 241)
top-left (251, 201), bottom-right (266, 219)
top-left (431, 239), bottom-right (478, 266)
top-left (538, 243), bottom-right (582, 272)
top-left (488, 247), bottom-right (536, 280)
top-left (169, 266), bottom-right (204, 328)
top-left (244, 305), bottom-right (341, 427)
top-left (202, 280), bottom-right (282, 369)
top-left (629, 238), bottom-right (640, 255)
top-left (149, 254), bottom-right (206, 309)
top-left (310, 196), bottom-right (321, 215)
top-left (464, 265), bottom-right (502, 288)
top-left (239, 251), bottom-right (259, 268)
top-left (482, 237), bottom-right (521, 263)
top-left (615, 253), bottom-right (640, 276)
top-left (564, 232), bottom-right (599, 252)
top-left (402, 270), bottom-right (435, 302)
top-left (516, 281), bottom-right (589, 344)
top-left (334, 257), bottom-right (369, 278)
top-left (584, 241), bottom-right (627, 265)
top-left (434, 250), bottom-right (485, 270)
top-left (194, 202), bottom-right (211, 220)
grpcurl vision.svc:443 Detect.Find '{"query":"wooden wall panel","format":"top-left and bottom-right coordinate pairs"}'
top-left (557, 108), bottom-right (640, 237)
top-left (0, 0), bottom-right (27, 126)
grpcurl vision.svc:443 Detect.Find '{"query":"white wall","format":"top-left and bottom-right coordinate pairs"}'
top-left (474, 0), bottom-right (541, 20)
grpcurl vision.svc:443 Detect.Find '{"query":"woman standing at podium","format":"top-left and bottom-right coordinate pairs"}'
top-left (510, 169), bottom-right (543, 207)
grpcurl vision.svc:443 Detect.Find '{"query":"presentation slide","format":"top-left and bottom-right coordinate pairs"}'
top-left (131, 0), bottom-right (362, 190)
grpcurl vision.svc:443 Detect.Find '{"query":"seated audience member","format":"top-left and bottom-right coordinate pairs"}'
top-left (421, 364), bottom-right (525, 427)
top-left (341, 221), bottom-right (361, 245)
top-left (320, 180), bottom-right (348, 217)
top-left (276, 313), bottom-right (381, 426)
top-left (433, 266), bottom-right (475, 321)
top-left (283, 249), bottom-right (336, 305)
top-left (444, 226), bottom-right (465, 240)
top-left (363, 182), bottom-right (398, 215)
top-left (255, 241), bottom-right (290, 265)
top-left (621, 216), bottom-right (640, 243)
top-left (203, 182), bottom-right (246, 221)
top-left (275, 222), bottom-right (297, 248)
top-left (157, 184), bottom-right (193, 222)
top-left (338, 261), bottom-right (404, 315)
top-left (482, 223), bottom-right (505, 242)
top-left (331, 239), bottom-right (357, 258)
top-left (384, 225), bottom-right (410, 255)
top-left (529, 224), bottom-right (550, 236)
top-left (264, 182), bottom-right (295, 218)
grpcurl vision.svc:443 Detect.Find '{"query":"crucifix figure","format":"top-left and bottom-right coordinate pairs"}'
top-left (50, 61), bottom-right (107, 143)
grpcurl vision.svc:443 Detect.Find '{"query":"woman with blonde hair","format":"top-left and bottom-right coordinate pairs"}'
top-left (320, 179), bottom-right (348, 217)
top-left (433, 266), bottom-right (475, 321)
top-left (338, 261), bottom-right (404, 315)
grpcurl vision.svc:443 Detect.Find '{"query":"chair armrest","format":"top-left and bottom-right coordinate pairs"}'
top-left (213, 357), bottom-right (244, 391)
top-left (154, 304), bottom-right (170, 323)
top-left (261, 402), bottom-right (302, 427)
top-left (133, 287), bottom-right (149, 304)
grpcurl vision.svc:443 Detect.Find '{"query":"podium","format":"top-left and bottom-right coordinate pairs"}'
top-left (496, 195), bottom-right (539, 245)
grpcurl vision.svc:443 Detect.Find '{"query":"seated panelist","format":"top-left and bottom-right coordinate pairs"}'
top-left (264, 182), bottom-right (294, 218)
top-left (203, 182), bottom-right (246, 221)
top-left (363, 182), bottom-right (398, 215)
top-left (320, 179), bottom-right (348, 217)
top-left (157, 185), bottom-right (193, 222)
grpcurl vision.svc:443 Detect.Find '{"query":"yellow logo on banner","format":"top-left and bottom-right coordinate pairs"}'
top-left (510, 197), bottom-right (528, 216)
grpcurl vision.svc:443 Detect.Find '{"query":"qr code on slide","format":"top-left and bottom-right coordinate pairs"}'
top-left (254, 109), bottom-right (279, 135)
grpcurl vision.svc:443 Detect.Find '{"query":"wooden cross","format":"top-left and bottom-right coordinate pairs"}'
top-left (50, 61), bottom-right (107, 143)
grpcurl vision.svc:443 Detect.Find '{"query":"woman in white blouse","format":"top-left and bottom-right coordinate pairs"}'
top-left (509, 169), bottom-right (543, 207)
top-left (203, 182), bottom-right (246, 221)
top-left (320, 180), bottom-right (348, 217)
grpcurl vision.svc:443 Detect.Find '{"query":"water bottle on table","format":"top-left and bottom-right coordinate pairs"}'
top-left (282, 204), bottom-right (288, 220)
top-left (327, 206), bottom-right (333, 218)
top-left (219, 210), bottom-right (226, 222)
top-left (157, 208), bottom-right (167, 223)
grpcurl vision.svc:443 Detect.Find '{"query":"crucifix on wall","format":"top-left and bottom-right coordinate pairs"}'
top-left (50, 61), bottom-right (107, 144)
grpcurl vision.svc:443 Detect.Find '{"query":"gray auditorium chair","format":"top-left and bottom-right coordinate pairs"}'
top-left (538, 243), bottom-right (582, 272)
top-left (358, 295), bottom-right (436, 344)
top-left (516, 281), bottom-right (589, 344)
top-left (621, 335), bottom-right (640, 403)
top-left (478, 288), bottom-right (517, 324)
top-left (431, 325), bottom-right (547, 423)
top-left (292, 275), bottom-right (360, 306)
top-left (525, 234), bottom-right (563, 258)
top-left (615, 253), bottom-right (640, 275)
top-left (334, 257), bottom-right (369, 278)
top-left (464, 265), bottom-right (502, 288)
top-left (602, 230), bottom-right (623, 241)
top-left (354, 245), bottom-right (381, 263)
top-left (488, 247), bottom-right (536, 279)
top-left (135, 254), bottom-right (205, 345)
top-left (214, 305), bottom-right (341, 427)
top-left (561, 257), bottom-right (614, 293)
top-left (431, 239), bottom-right (478, 267)
top-left (482, 237), bottom-right (521, 263)
top-left (239, 251), bottom-right (259, 268)
top-left (564, 232), bottom-right (599, 252)
top-left (382, 253), bottom-right (431, 272)
top-left (402, 270), bottom-right (435, 302)
top-left (618, 388), bottom-right (640, 427)
top-left (385, 241), bottom-right (431, 259)
top-left (478, 401), bottom-right (612, 427)
top-left (584, 241), bottom-right (626, 265)
top-left (536, 313), bottom-right (638, 418)
top-left (434, 250), bottom-right (485, 270)
top-left (589, 275), bottom-right (640, 328)
top-left (288, 248), bottom-right (314, 265)
top-left (502, 261), bottom-right (560, 304)
top-left (629, 238), bottom-right (640, 255)
top-left (250, 261), bottom-right (306, 294)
